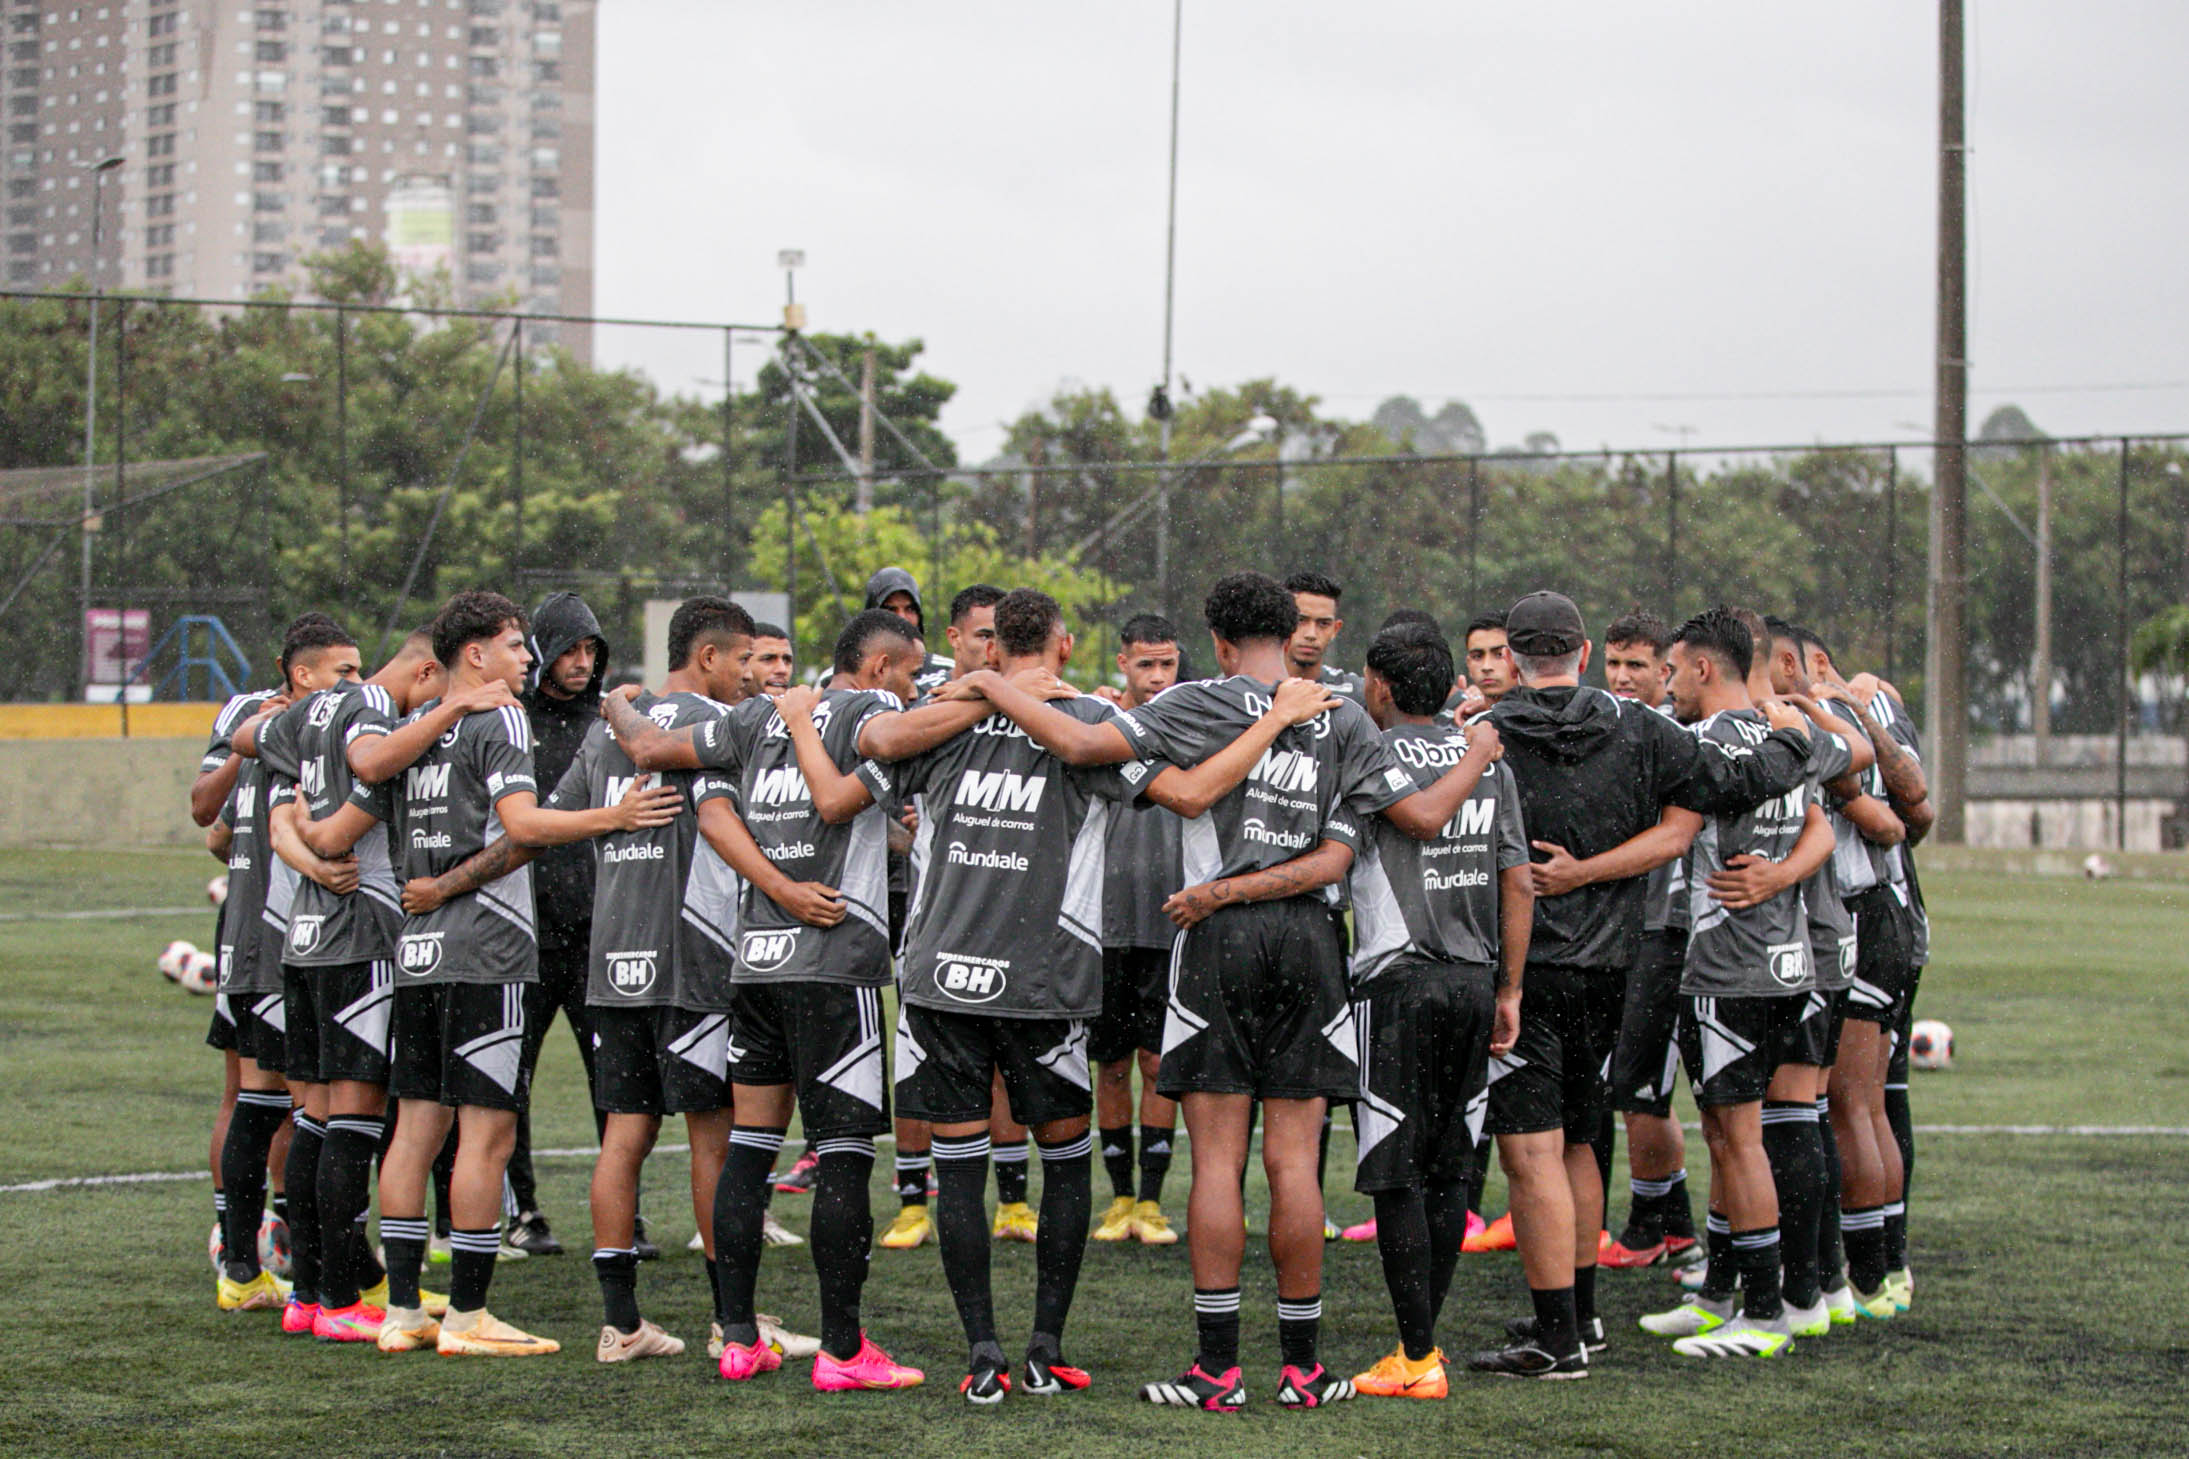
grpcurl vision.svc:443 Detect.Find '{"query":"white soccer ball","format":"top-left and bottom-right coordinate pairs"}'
top-left (207, 874), bottom-right (229, 907)
top-left (1909, 1018), bottom-right (1955, 1071)
top-left (180, 949), bottom-right (219, 995)
top-left (2082, 853), bottom-right (2114, 881)
top-left (159, 939), bottom-right (198, 981)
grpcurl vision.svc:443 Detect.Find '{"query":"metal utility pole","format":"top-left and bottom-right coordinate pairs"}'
top-left (1926, 0), bottom-right (1970, 842)
top-left (2033, 445), bottom-right (2053, 762)
top-left (78, 155), bottom-right (123, 700)
top-left (1154, 0), bottom-right (1183, 615)
top-left (856, 348), bottom-right (876, 515)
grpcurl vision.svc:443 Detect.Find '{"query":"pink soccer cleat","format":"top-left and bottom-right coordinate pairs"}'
top-left (811, 1333), bottom-right (925, 1391)
top-left (1340, 1217), bottom-right (1379, 1242)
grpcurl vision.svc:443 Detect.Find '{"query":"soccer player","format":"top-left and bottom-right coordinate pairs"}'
top-left (1284, 570), bottom-right (1365, 705)
top-left (604, 607), bottom-right (993, 1390)
top-left (818, 566), bottom-right (958, 694)
top-left (1449, 611), bottom-right (1516, 723)
top-left (959, 571), bottom-right (1502, 1411)
top-left (744, 623), bottom-right (796, 700)
top-left (1346, 623), bottom-right (1523, 1400)
top-left (1091, 615), bottom-right (1187, 1248)
top-left (1473, 592), bottom-right (1810, 1378)
top-left (1637, 606), bottom-right (1838, 1358)
top-left (507, 590), bottom-right (613, 1260)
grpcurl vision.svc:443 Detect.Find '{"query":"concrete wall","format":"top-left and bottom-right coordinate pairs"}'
top-left (0, 738), bottom-right (207, 848)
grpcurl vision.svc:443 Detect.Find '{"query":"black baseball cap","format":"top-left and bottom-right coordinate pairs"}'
top-left (1505, 591), bottom-right (1588, 655)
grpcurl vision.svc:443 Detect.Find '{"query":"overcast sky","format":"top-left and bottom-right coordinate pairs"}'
top-left (592, 3), bottom-right (2189, 463)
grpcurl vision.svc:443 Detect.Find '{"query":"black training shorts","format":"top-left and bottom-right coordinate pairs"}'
top-left (727, 981), bottom-right (889, 1140)
top-left (895, 1002), bottom-right (1092, 1129)
top-left (1089, 945), bottom-right (1170, 1064)
top-left (1352, 954), bottom-right (1494, 1194)
top-left (390, 980), bottom-right (527, 1111)
top-left (1155, 897), bottom-right (1355, 1102)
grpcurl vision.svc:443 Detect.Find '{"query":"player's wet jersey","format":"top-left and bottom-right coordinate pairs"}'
top-left (258, 682), bottom-right (400, 966)
top-left (390, 699), bottom-right (538, 986)
top-left (1682, 709), bottom-right (1816, 997)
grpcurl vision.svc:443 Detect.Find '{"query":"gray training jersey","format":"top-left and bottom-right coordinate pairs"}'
top-left (692, 686), bottom-right (899, 988)
top-left (1798, 723), bottom-right (1858, 992)
top-left (1819, 696), bottom-right (1888, 899)
top-left (391, 699), bottom-right (539, 987)
top-left (215, 763), bottom-right (294, 997)
top-left (1347, 722), bottom-right (1528, 986)
top-left (1682, 709), bottom-right (1815, 998)
top-left (1110, 674), bottom-right (1415, 889)
top-left (1641, 701), bottom-right (1690, 935)
top-left (894, 697), bottom-right (1135, 1020)
top-left (1103, 790), bottom-right (1185, 951)
top-left (257, 682), bottom-right (401, 967)
top-left (546, 692), bottom-right (734, 1011)
top-left (201, 689), bottom-right (275, 775)
top-left (1875, 693), bottom-right (1931, 966)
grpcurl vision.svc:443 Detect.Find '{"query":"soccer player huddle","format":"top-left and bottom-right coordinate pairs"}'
top-left (188, 562), bottom-right (1934, 1407)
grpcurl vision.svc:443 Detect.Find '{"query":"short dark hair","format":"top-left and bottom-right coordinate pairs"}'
top-left (1604, 608), bottom-right (1672, 655)
top-left (832, 608), bottom-right (920, 677)
top-left (1762, 614), bottom-right (1806, 659)
top-left (1119, 613), bottom-right (1178, 652)
top-left (1671, 605), bottom-right (1751, 681)
top-left (751, 622), bottom-right (790, 643)
top-left (431, 590), bottom-right (526, 667)
top-left (993, 588), bottom-right (1064, 658)
top-left (1366, 623), bottom-right (1455, 718)
top-left (1463, 611), bottom-right (1508, 640)
top-left (667, 595), bottom-right (757, 670)
top-left (1795, 624), bottom-right (1835, 668)
top-left (279, 613), bottom-right (353, 678)
top-left (949, 583), bottom-right (1007, 626)
top-left (1284, 570), bottom-right (1343, 602)
top-left (1727, 607), bottom-right (1771, 673)
top-left (1379, 608), bottom-right (1442, 635)
top-left (1204, 571), bottom-right (1299, 646)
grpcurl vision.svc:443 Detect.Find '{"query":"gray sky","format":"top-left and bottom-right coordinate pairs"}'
top-left (594, 3), bottom-right (2189, 462)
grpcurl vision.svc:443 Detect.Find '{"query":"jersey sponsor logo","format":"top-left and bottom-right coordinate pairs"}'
top-left (1247, 746), bottom-right (1319, 794)
top-left (397, 931), bottom-right (444, 977)
top-left (748, 764), bottom-right (809, 807)
top-left (406, 761), bottom-right (452, 801)
top-left (1244, 691), bottom-right (1331, 740)
top-left (410, 827), bottom-right (453, 850)
top-left (439, 725), bottom-right (461, 748)
top-left (1755, 786), bottom-right (1807, 824)
top-left (288, 914), bottom-right (324, 955)
top-left (953, 768), bottom-right (1046, 814)
top-left (945, 839), bottom-right (1030, 872)
top-left (605, 948), bottom-right (659, 996)
top-left (1423, 867), bottom-right (1490, 891)
top-left (1768, 940), bottom-right (1811, 988)
top-left (1391, 735), bottom-right (1465, 769)
top-left (646, 701), bottom-right (680, 729)
top-left (1241, 816), bottom-right (1312, 849)
top-left (740, 927), bottom-right (801, 972)
top-left (1119, 760), bottom-right (1151, 785)
top-left (934, 952), bottom-right (1008, 1004)
top-left (1441, 797), bottom-right (1497, 839)
top-left (307, 692), bottom-right (341, 729)
top-left (233, 783), bottom-right (259, 821)
top-left (1382, 766), bottom-right (1413, 792)
top-left (601, 841), bottom-right (666, 864)
top-left (604, 773), bottom-right (655, 806)
top-left (298, 758), bottom-right (326, 798)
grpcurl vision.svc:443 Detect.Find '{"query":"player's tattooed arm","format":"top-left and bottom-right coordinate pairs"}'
top-left (1816, 673), bottom-right (1932, 840)
top-left (1493, 863), bottom-right (1532, 1054)
top-left (597, 684), bottom-right (697, 772)
top-left (1531, 804), bottom-right (1702, 897)
top-left (696, 798), bottom-right (846, 927)
top-left (1382, 722), bottom-right (1502, 840)
top-left (1142, 677), bottom-right (1336, 819)
top-left (1835, 791), bottom-right (1906, 847)
top-left (951, 668), bottom-right (1134, 766)
top-left (348, 678), bottom-right (516, 784)
top-left (1162, 838), bottom-right (1355, 929)
top-left (401, 835), bottom-right (535, 915)
top-left (1706, 801), bottom-right (1834, 910)
top-left (206, 818), bottom-right (234, 862)
top-left (268, 797), bottom-right (359, 895)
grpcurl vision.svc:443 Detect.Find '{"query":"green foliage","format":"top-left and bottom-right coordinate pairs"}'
top-left (2131, 604), bottom-right (2189, 678)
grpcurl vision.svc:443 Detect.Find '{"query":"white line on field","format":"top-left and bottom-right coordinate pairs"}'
top-left (0, 905), bottom-right (207, 923)
top-left (7, 1125), bottom-right (2187, 1195)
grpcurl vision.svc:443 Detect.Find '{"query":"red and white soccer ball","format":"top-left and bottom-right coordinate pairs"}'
top-left (207, 874), bottom-right (229, 907)
top-left (158, 939), bottom-right (198, 982)
top-left (1909, 1018), bottom-right (1955, 1071)
top-left (179, 949), bottom-right (218, 995)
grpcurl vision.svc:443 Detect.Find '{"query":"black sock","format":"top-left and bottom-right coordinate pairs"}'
top-left (1423, 1175), bottom-right (1470, 1324)
top-left (1842, 1204), bottom-right (1888, 1291)
top-left (593, 1248), bottom-right (641, 1333)
top-left (893, 1152), bottom-right (930, 1209)
top-left (992, 1140), bottom-right (1029, 1205)
top-left (1138, 1123), bottom-right (1174, 1207)
top-left (1465, 1131), bottom-right (1493, 1215)
top-left (431, 1126), bottom-right (457, 1238)
top-left (1815, 1097), bottom-right (1846, 1289)
top-left (811, 1139), bottom-right (876, 1361)
top-left (1883, 1200), bottom-right (1908, 1273)
top-left (380, 1216), bottom-right (428, 1310)
top-left (1527, 1285), bottom-right (1578, 1359)
top-left (1277, 1293), bottom-right (1321, 1369)
top-left (1033, 1133), bottom-right (1092, 1345)
top-left (316, 1115), bottom-right (383, 1309)
top-left (1662, 1168), bottom-right (1696, 1239)
top-left (704, 1256), bottom-right (722, 1323)
top-left (1762, 1100), bottom-right (1825, 1309)
top-left (1194, 1286), bottom-right (1241, 1374)
top-left (448, 1227), bottom-right (499, 1313)
top-left (714, 1127), bottom-right (782, 1345)
top-left (932, 1133), bottom-right (997, 1349)
top-left (1702, 1211), bottom-right (1736, 1303)
top-left (1315, 1109), bottom-right (1332, 1192)
top-left (1573, 1262), bottom-right (1598, 1328)
top-left (1590, 1107), bottom-right (1615, 1204)
top-left (1372, 1187), bottom-right (1435, 1361)
top-left (1885, 1074), bottom-right (1914, 1267)
top-left (1099, 1126), bottom-right (1135, 1202)
top-left (1732, 1227), bottom-right (1783, 1322)
top-left (349, 1214), bottom-right (384, 1287)
top-left (220, 1092), bottom-right (289, 1277)
top-left (283, 1114), bottom-right (325, 1303)
top-left (1623, 1174), bottom-right (1668, 1245)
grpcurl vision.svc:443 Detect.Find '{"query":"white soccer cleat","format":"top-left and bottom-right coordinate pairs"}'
top-left (1640, 1296), bottom-right (1733, 1338)
top-left (1672, 1314), bottom-right (1795, 1359)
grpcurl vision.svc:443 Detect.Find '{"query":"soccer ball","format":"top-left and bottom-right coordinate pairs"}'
top-left (2082, 853), bottom-right (2114, 881)
top-left (179, 950), bottom-right (219, 995)
top-left (207, 874), bottom-right (229, 907)
top-left (1909, 1018), bottom-right (1955, 1071)
top-left (158, 939), bottom-right (198, 981)
top-left (259, 1210), bottom-right (293, 1277)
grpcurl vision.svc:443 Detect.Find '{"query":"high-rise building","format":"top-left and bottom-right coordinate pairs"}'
top-left (2, 0), bottom-right (595, 358)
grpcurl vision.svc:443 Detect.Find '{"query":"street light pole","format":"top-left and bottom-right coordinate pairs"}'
top-left (79, 155), bottom-right (124, 701)
top-left (1154, 0), bottom-right (1183, 616)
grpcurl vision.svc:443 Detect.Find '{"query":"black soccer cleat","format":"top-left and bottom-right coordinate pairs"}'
top-left (631, 1213), bottom-right (660, 1262)
top-left (960, 1343), bottom-right (1012, 1406)
top-left (501, 1210), bottom-right (562, 1258)
top-left (1140, 1362), bottom-right (1246, 1412)
top-left (1504, 1313), bottom-right (1609, 1356)
top-left (1274, 1362), bottom-right (1356, 1409)
top-left (1466, 1340), bottom-right (1590, 1380)
top-left (1022, 1349), bottom-right (1091, 1396)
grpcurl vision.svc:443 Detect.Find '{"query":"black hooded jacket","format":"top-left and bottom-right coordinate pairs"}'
top-left (1488, 683), bottom-right (1809, 973)
top-left (522, 592), bottom-right (609, 948)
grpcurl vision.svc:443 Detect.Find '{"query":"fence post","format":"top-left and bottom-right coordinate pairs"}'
top-left (721, 327), bottom-right (736, 592)
top-left (336, 306), bottom-right (350, 610)
top-left (512, 317), bottom-right (525, 587)
top-left (1885, 446), bottom-right (1898, 683)
top-left (1465, 457), bottom-right (1480, 606)
top-left (782, 341), bottom-right (798, 654)
top-left (2118, 437), bottom-right (2131, 850)
top-left (1664, 451), bottom-right (1679, 608)
top-left (115, 299), bottom-right (129, 734)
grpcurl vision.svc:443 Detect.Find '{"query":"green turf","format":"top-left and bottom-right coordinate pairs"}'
top-left (1, 849), bottom-right (2185, 1458)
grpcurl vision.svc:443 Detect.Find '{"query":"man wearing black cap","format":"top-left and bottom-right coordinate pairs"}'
top-left (1467, 591), bottom-right (1811, 1379)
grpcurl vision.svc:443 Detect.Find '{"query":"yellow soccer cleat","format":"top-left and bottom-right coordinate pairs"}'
top-left (376, 1305), bottom-right (441, 1353)
top-left (360, 1276), bottom-right (448, 1317)
top-left (1354, 1345), bottom-right (1448, 1400)
top-left (993, 1201), bottom-right (1039, 1244)
top-left (1132, 1201), bottom-right (1179, 1246)
top-left (216, 1270), bottom-right (289, 1312)
top-left (1092, 1196), bottom-right (1138, 1242)
top-left (879, 1205), bottom-right (933, 1250)
top-left (435, 1309), bottom-right (560, 1358)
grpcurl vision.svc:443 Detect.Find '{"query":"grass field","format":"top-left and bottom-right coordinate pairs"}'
top-left (2, 847), bottom-right (2185, 1459)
